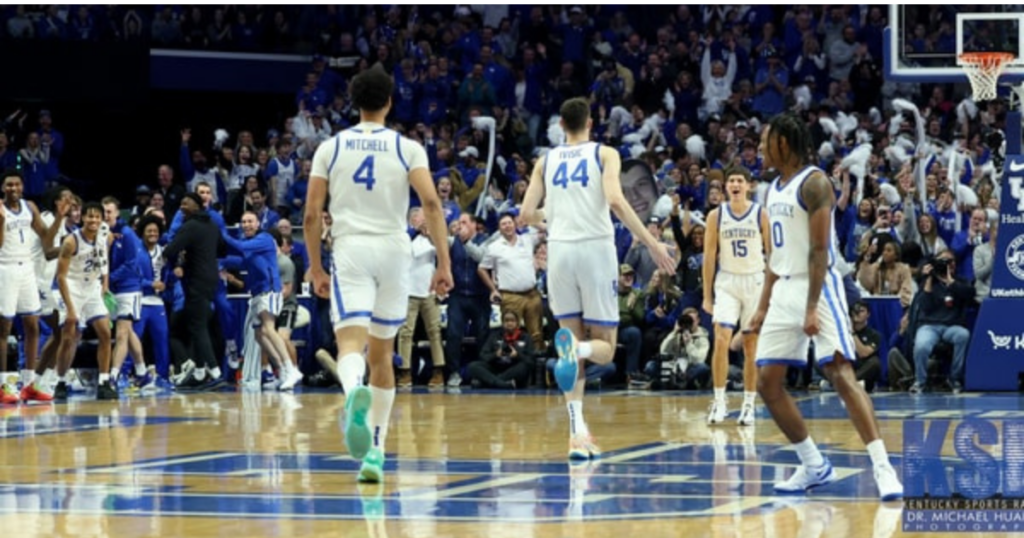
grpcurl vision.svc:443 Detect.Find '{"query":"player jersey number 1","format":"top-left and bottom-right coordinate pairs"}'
top-left (353, 156), bottom-right (376, 191)
top-left (552, 160), bottom-right (589, 189)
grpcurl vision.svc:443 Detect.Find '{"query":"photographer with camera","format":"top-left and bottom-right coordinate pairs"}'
top-left (468, 310), bottom-right (534, 389)
top-left (909, 250), bottom-right (974, 394)
top-left (651, 307), bottom-right (710, 389)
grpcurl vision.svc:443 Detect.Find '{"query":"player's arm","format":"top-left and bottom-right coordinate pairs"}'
top-left (0, 204), bottom-right (5, 247)
top-left (303, 150), bottom-right (331, 282)
top-left (103, 231), bottom-right (113, 294)
top-left (801, 170), bottom-right (836, 313)
top-left (601, 146), bottom-right (672, 272)
top-left (55, 235), bottom-right (76, 322)
top-left (701, 208), bottom-right (720, 311)
top-left (30, 200), bottom-right (64, 259)
top-left (519, 155), bottom-right (546, 226)
top-left (760, 207), bottom-right (772, 259)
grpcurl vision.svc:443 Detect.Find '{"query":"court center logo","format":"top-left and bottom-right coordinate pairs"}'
top-left (1007, 234), bottom-right (1024, 282)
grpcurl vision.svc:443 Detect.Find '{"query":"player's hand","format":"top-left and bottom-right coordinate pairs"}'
top-left (153, 280), bottom-right (165, 292)
top-left (490, 290), bottom-right (502, 303)
top-left (702, 299), bottom-right (713, 316)
top-left (748, 309), bottom-right (766, 333)
top-left (803, 308), bottom-right (820, 337)
top-left (307, 267), bottom-right (331, 299)
top-left (650, 242), bottom-right (676, 275)
top-left (430, 267), bottom-right (453, 296)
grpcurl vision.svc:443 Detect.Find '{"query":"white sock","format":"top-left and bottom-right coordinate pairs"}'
top-left (134, 362), bottom-right (147, 377)
top-left (743, 391), bottom-right (756, 406)
top-left (567, 400), bottom-right (589, 436)
top-left (193, 368), bottom-right (207, 381)
top-left (867, 439), bottom-right (890, 468)
top-left (98, 373), bottom-right (110, 384)
top-left (20, 369), bottom-right (33, 386)
top-left (264, 364), bottom-right (274, 373)
top-left (58, 372), bottom-right (67, 383)
top-left (369, 386), bottom-right (396, 450)
top-left (210, 367), bottom-right (222, 380)
top-left (336, 353), bottom-right (366, 396)
top-left (577, 341), bottom-right (593, 359)
top-left (36, 369), bottom-right (55, 389)
top-left (714, 387), bottom-right (726, 403)
top-left (794, 437), bottom-right (825, 468)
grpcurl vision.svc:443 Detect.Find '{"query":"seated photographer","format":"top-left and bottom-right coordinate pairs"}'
top-left (910, 250), bottom-right (975, 394)
top-left (644, 307), bottom-right (710, 389)
top-left (468, 310), bottom-right (534, 389)
top-left (820, 301), bottom-right (882, 392)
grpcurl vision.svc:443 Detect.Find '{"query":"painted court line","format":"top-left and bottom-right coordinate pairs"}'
top-left (87, 452), bottom-right (242, 474)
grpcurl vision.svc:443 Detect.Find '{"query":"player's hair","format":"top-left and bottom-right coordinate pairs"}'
top-left (194, 181), bottom-right (212, 193)
top-left (100, 195), bottom-right (120, 209)
top-left (2, 168), bottom-right (23, 182)
top-left (241, 210), bottom-right (259, 222)
top-left (136, 214), bottom-right (164, 237)
top-left (767, 114), bottom-right (813, 166)
top-left (559, 97), bottom-right (591, 134)
top-left (349, 66), bottom-right (393, 112)
top-left (724, 166), bottom-right (752, 182)
top-left (82, 201), bottom-right (103, 217)
top-left (268, 227), bottom-right (284, 247)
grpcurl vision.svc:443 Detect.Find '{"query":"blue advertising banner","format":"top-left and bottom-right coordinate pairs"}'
top-left (966, 155), bottom-right (1024, 391)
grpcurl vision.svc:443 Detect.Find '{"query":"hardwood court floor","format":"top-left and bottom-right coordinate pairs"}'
top-left (0, 386), bottom-right (1014, 538)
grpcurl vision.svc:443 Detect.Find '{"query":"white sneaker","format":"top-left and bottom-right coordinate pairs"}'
top-left (873, 504), bottom-right (903, 538)
top-left (278, 368), bottom-right (304, 391)
top-left (874, 463), bottom-right (904, 502)
top-left (707, 399), bottom-right (727, 425)
top-left (774, 458), bottom-right (837, 493)
top-left (447, 372), bottom-right (462, 388)
top-left (737, 402), bottom-right (756, 426)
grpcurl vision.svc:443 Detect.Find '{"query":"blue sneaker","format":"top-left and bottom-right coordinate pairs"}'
top-left (553, 328), bottom-right (579, 393)
top-left (343, 386), bottom-right (373, 460)
top-left (135, 372), bottom-right (157, 393)
top-left (773, 458), bottom-right (837, 494)
top-left (357, 447), bottom-right (385, 484)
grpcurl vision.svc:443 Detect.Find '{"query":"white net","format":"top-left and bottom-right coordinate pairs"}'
top-left (959, 52), bottom-right (1015, 101)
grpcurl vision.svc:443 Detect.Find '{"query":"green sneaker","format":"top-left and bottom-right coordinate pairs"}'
top-left (343, 386), bottom-right (373, 460)
top-left (357, 447), bottom-right (385, 484)
top-left (357, 482), bottom-right (385, 520)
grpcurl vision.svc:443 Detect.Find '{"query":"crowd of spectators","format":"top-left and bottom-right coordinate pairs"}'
top-left (2, 5), bottom-right (1012, 392)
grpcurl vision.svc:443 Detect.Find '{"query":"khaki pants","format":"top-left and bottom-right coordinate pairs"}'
top-left (397, 295), bottom-right (445, 369)
top-left (501, 289), bottom-right (544, 352)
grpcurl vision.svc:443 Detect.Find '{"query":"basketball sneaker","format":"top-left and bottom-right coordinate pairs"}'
top-left (737, 402), bottom-right (756, 426)
top-left (2, 384), bottom-right (20, 405)
top-left (343, 385), bottom-right (373, 460)
top-left (278, 368), bottom-right (303, 392)
top-left (553, 328), bottom-right (579, 393)
top-left (874, 463), bottom-right (904, 502)
top-left (20, 383), bottom-right (53, 403)
top-left (358, 447), bottom-right (385, 484)
top-left (707, 399), bottom-right (727, 425)
top-left (568, 434), bottom-right (601, 461)
top-left (773, 458), bottom-right (837, 494)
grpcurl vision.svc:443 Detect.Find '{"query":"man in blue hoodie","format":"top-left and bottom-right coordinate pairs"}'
top-left (222, 211), bottom-right (302, 391)
top-left (102, 197), bottom-right (155, 392)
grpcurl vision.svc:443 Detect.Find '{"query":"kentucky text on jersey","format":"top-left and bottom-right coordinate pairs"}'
top-left (344, 138), bottom-right (390, 152)
top-left (721, 228), bottom-right (758, 239)
top-left (768, 203), bottom-right (795, 219)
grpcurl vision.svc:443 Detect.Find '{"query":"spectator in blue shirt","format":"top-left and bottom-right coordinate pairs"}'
top-left (296, 72), bottom-right (329, 113)
top-left (950, 208), bottom-right (990, 281)
top-left (753, 50), bottom-right (789, 117)
top-left (37, 110), bottom-right (63, 181)
top-left (180, 129), bottom-right (226, 207)
top-left (312, 55), bottom-right (345, 98)
top-left (249, 185), bottom-right (280, 231)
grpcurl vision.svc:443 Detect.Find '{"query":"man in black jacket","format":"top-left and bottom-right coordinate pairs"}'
top-left (469, 310), bottom-right (534, 389)
top-left (163, 193), bottom-right (226, 389)
top-left (910, 251), bottom-right (975, 394)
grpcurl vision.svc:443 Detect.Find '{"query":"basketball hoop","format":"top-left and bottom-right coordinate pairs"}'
top-left (959, 52), bottom-right (1016, 101)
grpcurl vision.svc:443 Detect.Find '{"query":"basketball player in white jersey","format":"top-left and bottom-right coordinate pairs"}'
top-left (748, 115), bottom-right (902, 501)
top-left (304, 67), bottom-right (452, 484)
top-left (702, 167), bottom-right (769, 426)
top-left (0, 170), bottom-right (63, 403)
top-left (520, 97), bottom-right (675, 460)
top-left (23, 187), bottom-right (74, 401)
top-left (54, 202), bottom-right (118, 400)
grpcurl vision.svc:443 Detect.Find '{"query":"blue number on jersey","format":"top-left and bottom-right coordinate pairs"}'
top-left (771, 221), bottom-right (784, 248)
top-left (353, 156), bottom-right (376, 191)
top-left (731, 239), bottom-right (747, 258)
top-left (552, 160), bottom-right (589, 189)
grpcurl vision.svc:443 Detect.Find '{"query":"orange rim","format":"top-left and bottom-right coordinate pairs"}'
top-left (959, 52), bottom-right (1016, 68)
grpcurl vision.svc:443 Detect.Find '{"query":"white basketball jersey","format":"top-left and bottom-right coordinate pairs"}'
top-left (33, 211), bottom-right (72, 286)
top-left (766, 166), bottom-right (838, 277)
top-left (1, 200), bottom-right (35, 264)
top-left (67, 228), bottom-right (108, 289)
top-left (312, 122), bottom-right (429, 238)
top-left (717, 202), bottom-right (765, 275)
top-left (543, 142), bottom-right (614, 242)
